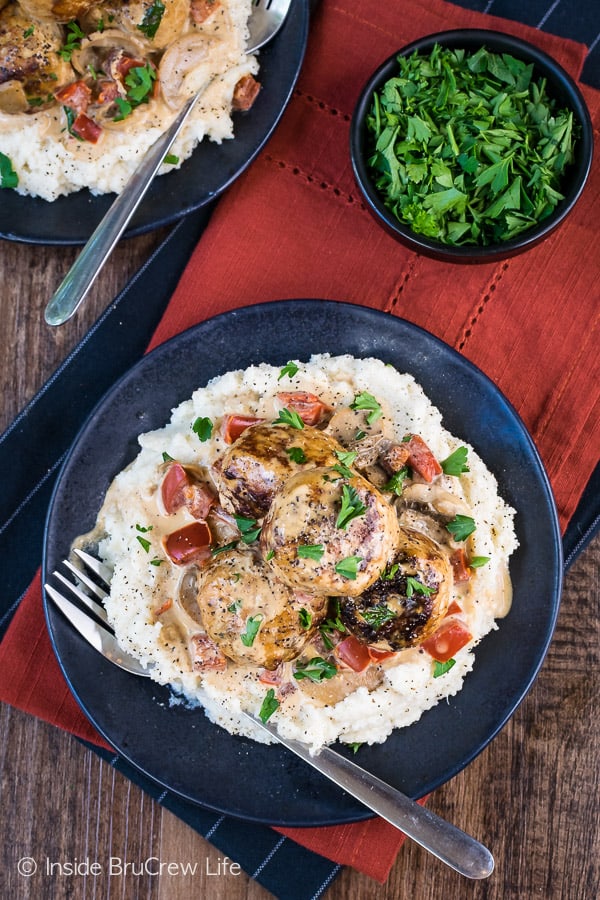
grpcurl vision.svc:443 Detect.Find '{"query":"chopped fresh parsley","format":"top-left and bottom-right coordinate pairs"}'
top-left (278, 361), bottom-right (299, 381)
top-left (286, 446), bottom-right (307, 463)
top-left (136, 536), bottom-right (151, 552)
top-left (382, 466), bottom-right (410, 496)
top-left (211, 540), bottom-right (239, 556)
top-left (350, 391), bottom-right (382, 425)
top-left (272, 407), bottom-right (304, 429)
top-left (446, 514), bottom-right (477, 542)
top-left (335, 555), bottom-right (362, 580)
top-left (137, 0), bottom-right (166, 40)
top-left (433, 659), bottom-right (456, 678)
top-left (164, 153), bottom-right (179, 165)
top-left (162, 451), bottom-right (174, 462)
top-left (299, 608), bottom-right (312, 629)
top-left (58, 21), bottom-right (85, 62)
top-left (259, 688), bottom-right (279, 723)
top-left (469, 555), bottom-right (490, 568)
top-left (365, 43), bottom-right (579, 246)
top-left (114, 64), bottom-right (157, 121)
top-left (240, 614), bottom-right (262, 647)
top-left (227, 600), bottom-right (242, 614)
top-left (234, 515), bottom-right (262, 544)
top-left (362, 603), bottom-right (396, 628)
top-left (441, 446), bottom-right (470, 476)
top-left (336, 484), bottom-right (367, 529)
top-left (23, 25), bottom-right (34, 38)
top-left (192, 416), bottom-right (213, 441)
top-left (0, 153), bottom-right (19, 188)
top-left (405, 576), bottom-right (436, 598)
top-left (293, 657), bottom-right (337, 683)
top-left (297, 544), bottom-right (324, 561)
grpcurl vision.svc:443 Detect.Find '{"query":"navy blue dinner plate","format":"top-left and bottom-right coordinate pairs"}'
top-left (0, 0), bottom-right (308, 245)
top-left (43, 300), bottom-right (562, 826)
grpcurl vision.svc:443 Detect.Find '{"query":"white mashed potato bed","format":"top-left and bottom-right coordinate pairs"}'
top-left (0, 0), bottom-right (256, 200)
top-left (94, 354), bottom-right (518, 752)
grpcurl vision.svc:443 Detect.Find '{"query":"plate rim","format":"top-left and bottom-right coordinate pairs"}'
top-left (42, 298), bottom-right (563, 825)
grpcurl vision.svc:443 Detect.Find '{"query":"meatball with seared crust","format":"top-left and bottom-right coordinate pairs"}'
top-left (0, 3), bottom-right (72, 101)
top-left (212, 422), bottom-right (342, 520)
top-left (195, 548), bottom-right (327, 669)
top-left (340, 526), bottom-right (451, 651)
top-left (260, 466), bottom-right (400, 598)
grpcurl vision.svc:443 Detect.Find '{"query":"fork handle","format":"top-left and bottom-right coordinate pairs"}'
top-left (249, 716), bottom-right (494, 879)
top-left (44, 88), bottom-right (205, 327)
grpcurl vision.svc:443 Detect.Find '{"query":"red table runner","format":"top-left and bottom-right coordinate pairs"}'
top-left (1, 0), bottom-right (599, 883)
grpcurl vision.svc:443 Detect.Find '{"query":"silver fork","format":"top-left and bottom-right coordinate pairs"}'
top-left (44, 0), bottom-right (293, 327)
top-left (45, 549), bottom-right (494, 880)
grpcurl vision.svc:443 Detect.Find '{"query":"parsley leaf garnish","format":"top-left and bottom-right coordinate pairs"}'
top-left (259, 688), bottom-right (279, 723)
top-left (433, 659), bottom-right (456, 678)
top-left (441, 446), bottom-right (470, 476)
top-left (272, 407), bottom-right (304, 429)
top-left (192, 416), bottom-right (213, 441)
top-left (240, 615), bottom-right (262, 647)
top-left (278, 361), bottom-right (299, 381)
top-left (362, 604), bottom-right (396, 628)
top-left (293, 657), bottom-right (337, 683)
top-left (286, 446), bottom-right (307, 463)
top-left (297, 544), bottom-right (324, 561)
top-left (137, 0), bottom-right (166, 40)
top-left (335, 555), bottom-right (362, 580)
top-left (382, 466), bottom-right (410, 496)
top-left (469, 555), bottom-right (490, 568)
top-left (0, 152), bottom-right (18, 189)
top-left (336, 484), bottom-right (367, 530)
top-left (350, 391), bottom-right (382, 425)
top-left (446, 514), bottom-right (477, 542)
top-left (299, 608), bottom-right (312, 629)
top-left (58, 21), bottom-right (85, 62)
top-left (234, 516), bottom-right (262, 544)
top-left (405, 576), bottom-right (436, 598)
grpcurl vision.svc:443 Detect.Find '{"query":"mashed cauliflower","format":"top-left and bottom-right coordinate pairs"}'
top-left (82, 355), bottom-right (518, 753)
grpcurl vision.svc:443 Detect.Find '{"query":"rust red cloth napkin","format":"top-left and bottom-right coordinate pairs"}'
top-left (1, 0), bottom-right (599, 884)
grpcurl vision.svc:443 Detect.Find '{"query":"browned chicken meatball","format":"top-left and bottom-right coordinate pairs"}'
top-left (260, 467), bottom-right (400, 598)
top-left (340, 526), bottom-right (451, 651)
top-left (213, 422), bottom-right (342, 519)
top-left (0, 3), bottom-right (72, 99)
top-left (195, 548), bottom-right (327, 669)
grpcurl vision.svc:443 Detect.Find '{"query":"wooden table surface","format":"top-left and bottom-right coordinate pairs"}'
top-left (1, 232), bottom-right (598, 900)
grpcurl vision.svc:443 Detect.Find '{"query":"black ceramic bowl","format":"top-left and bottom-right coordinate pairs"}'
top-left (350, 29), bottom-right (594, 263)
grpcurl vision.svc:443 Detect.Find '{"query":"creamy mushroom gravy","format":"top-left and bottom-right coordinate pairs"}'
top-left (0, 0), bottom-right (257, 199)
top-left (77, 355), bottom-right (518, 752)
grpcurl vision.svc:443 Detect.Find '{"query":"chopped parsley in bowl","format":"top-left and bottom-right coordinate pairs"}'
top-left (350, 29), bottom-right (593, 262)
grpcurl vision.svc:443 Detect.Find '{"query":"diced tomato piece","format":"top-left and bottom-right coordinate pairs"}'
top-left (160, 462), bottom-right (215, 519)
top-left (232, 73), bottom-right (261, 111)
top-left (221, 414), bottom-right (264, 444)
top-left (164, 521), bottom-right (212, 565)
top-left (96, 79), bottom-right (119, 105)
top-left (116, 56), bottom-right (148, 78)
top-left (335, 635), bottom-right (373, 672)
top-left (276, 391), bottom-right (332, 426)
top-left (55, 80), bottom-right (92, 113)
top-left (189, 633), bottom-right (227, 672)
top-left (420, 618), bottom-right (472, 662)
top-left (445, 599), bottom-right (463, 617)
top-left (450, 548), bottom-right (472, 583)
top-left (72, 114), bottom-right (102, 144)
top-left (405, 434), bottom-right (442, 482)
top-left (259, 666), bottom-right (283, 685)
top-left (367, 646), bottom-right (397, 662)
